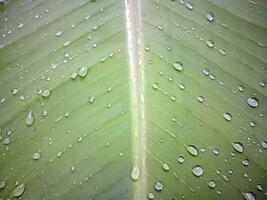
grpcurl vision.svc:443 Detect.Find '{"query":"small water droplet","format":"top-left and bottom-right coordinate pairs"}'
top-left (238, 85), bottom-right (244, 92)
top-left (213, 148), bottom-right (220, 155)
top-left (256, 184), bottom-right (263, 191)
top-left (147, 192), bottom-right (155, 199)
top-left (260, 141), bottom-right (267, 149)
top-left (232, 142), bottom-right (244, 153)
top-left (152, 82), bottom-right (159, 90)
top-left (179, 83), bottom-right (185, 90)
top-left (13, 183), bottom-right (25, 197)
top-left (242, 159), bottom-right (249, 166)
top-left (185, 2), bottom-right (193, 10)
top-left (207, 40), bottom-right (214, 48)
top-left (207, 180), bottom-right (216, 188)
top-left (78, 66), bottom-right (88, 78)
top-left (42, 89), bottom-right (51, 98)
top-left (130, 165), bottom-right (140, 181)
top-left (89, 96), bottom-right (95, 104)
top-left (203, 68), bottom-right (209, 76)
top-left (223, 112), bottom-right (232, 121)
top-left (33, 152), bottom-right (41, 160)
top-left (247, 97), bottom-right (258, 108)
top-left (192, 165), bottom-right (204, 177)
top-left (56, 30), bottom-right (63, 37)
top-left (162, 163), bottom-right (170, 171)
top-left (173, 62), bottom-right (184, 71)
top-left (197, 95), bottom-right (204, 103)
top-left (177, 156), bottom-right (185, 164)
top-left (0, 180), bottom-right (6, 189)
top-left (11, 88), bottom-right (19, 95)
top-left (154, 181), bottom-right (164, 191)
top-left (206, 13), bottom-right (214, 22)
top-left (18, 22), bottom-right (24, 29)
top-left (25, 111), bottom-right (34, 126)
top-left (242, 192), bottom-right (256, 200)
top-left (186, 145), bottom-right (199, 156)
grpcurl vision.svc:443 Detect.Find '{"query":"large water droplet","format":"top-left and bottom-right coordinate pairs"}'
top-left (247, 97), bottom-right (258, 108)
top-left (13, 183), bottom-right (25, 197)
top-left (232, 142), bottom-right (244, 153)
top-left (186, 145), bottom-right (199, 156)
top-left (130, 165), bottom-right (140, 181)
top-left (154, 181), bottom-right (164, 191)
top-left (25, 111), bottom-right (34, 126)
top-left (223, 112), bottom-right (232, 121)
top-left (192, 165), bottom-right (204, 177)
top-left (242, 192), bottom-right (256, 200)
top-left (78, 66), bottom-right (88, 78)
top-left (173, 62), bottom-right (184, 71)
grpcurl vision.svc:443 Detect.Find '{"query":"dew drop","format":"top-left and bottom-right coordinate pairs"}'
top-left (185, 2), bottom-right (193, 10)
top-left (89, 96), bottom-right (95, 104)
top-left (260, 141), bottom-right (267, 149)
top-left (32, 152), bottom-right (41, 160)
top-left (0, 180), bottom-right (6, 189)
top-left (247, 97), bottom-right (258, 108)
top-left (162, 163), bottom-right (170, 171)
top-left (25, 111), bottom-right (34, 126)
top-left (206, 40), bottom-right (214, 48)
top-left (130, 165), bottom-right (140, 181)
top-left (232, 142), bottom-right (244, 153)
top-left (154, 181), bottom-right (164, 191)
top-left (192, 165), bottom-right (204, 177)
top-left (177, 156), bottom-right (185, 164)
top-left (206, 13), bottom-right (214, 22)
top-left (256, 184), bottom-right (263, 191)
top-left (207, 180), bottom-right (216, 188)
top-left (173, 62), bottom-right (184, 71)
top-left (186, 145), bottom-right (199, 156)
top-left (242, 159), bottom-right (249, 166)
top-left (213, 148), bottom-right (220, 155)
top-left (223, 112), bottom-right (232, 121)
top-left (56, 30), bottom-right (63, 37)
top-left (242, 192), bottom-right (256, 200)
top-left (13, 183), bottom-right (25, 198)
top-left (152, 82), bottom-right (159, 90)
top-left (147, 192), bottom-right (155, 199)
top-left (18, 22), bottom-right (24, 29)
top-left (203, 68), bottom-right (209, 76)
top-left (179, 83), bottom-right (185, 90)
top-left (42, 89), bottom-right (51, 98)
top-left (78, 66), bottom-right (88, 78)
top-left (197, 95), bottom-right (204, 103)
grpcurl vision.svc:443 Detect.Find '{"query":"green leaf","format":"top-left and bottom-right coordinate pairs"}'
top-left (0, 0), bottom-right (266, 199)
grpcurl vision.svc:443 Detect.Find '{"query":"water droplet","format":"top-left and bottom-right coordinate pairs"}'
top-left (13, 183), bottom-right (25, 197)
top-left (25, 111), bottom-right (34, 126)
top-left (42, 89), bottom-right (51, 98)
top-left (70, 72), bottom-right (78, 79)
top-left (0, 180), bottom-right (6, 189)
top-left (2, 137), bottom-right (10, 145)
top-left (242, 192), bottom-right (256, 200)
top-left (192, 165), bottom-right (204, 177)
top-left (78, 66), bottom-right (88, 77)
top-left (130, 165), bottom-right (140, 181)
top-left (71, 166), bottom-right (75, 172)
top-left (249, 121), bottom-right (255, 127)
top-left (260, 141), bottom-right (267, 149)
top-left (186, 145), bottom-right (199, 156)
top-left (223, 112), bottom-right (232, 121)
top-left (154, 181), bottom-right (164, 191)
top-left (173, 62), bottom-right (184, 71)
top-left (33, 152), bottom-right (41, 160)
top-left (232, 142), bottom-right (244, 153)
top-left (179, 83), bottom-right (185, 90)
top-left (238, 85), bottom-right (244, 92)
top-left (242, 159), bottom-right (249, 166)
top-left (147, 192), bottom-right (155, 199)
top-left (207, 40), bottom-right (214, 48)
top-left (56, 31), bottom-right (63, 37)
top-left (207, 180), bottom-right (216, 188)
top-left (11, 88), bottom-right (19, 95)
top-left (203, 68), bottom-right (209, 76)
top-left (106, 103), bottom-right (111, 109)
top-left (89, 96), bottom-right (95, 104)
top-left (247, 97), bottom-right (258, 108)
top-left (260, 80), bottom-right (265, 87)
top-left (145, 46), bottom-right (150, 51)
top-left (213, 148), bottom-right (220, 155)
top-left (162, 163), bottom-right (170, 171)
top-left (177, 156), bottom-right (185, 164)
top-left (18, 22), bottom-right (24, 29)
top-left (206, 13), bottom-right (214, 22)
top-left (256, 184), bottom-right (263, 191)
top-left (185, 2), bottom-right (193, 10)
top-left (152, 82), bottom-right (159, 90)
top-left (197, 95), bottom-right (204, 103)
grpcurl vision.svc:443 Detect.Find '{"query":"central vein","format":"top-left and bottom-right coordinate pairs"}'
top-left (125, 0), bottom-right (146, 199)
